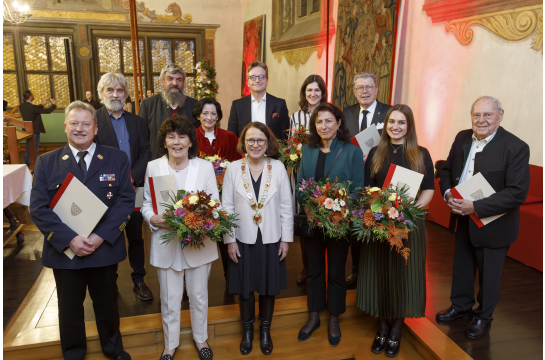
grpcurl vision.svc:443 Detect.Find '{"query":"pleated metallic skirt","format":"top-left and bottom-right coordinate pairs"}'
top-left (355, 219), bottom-right (427, 319)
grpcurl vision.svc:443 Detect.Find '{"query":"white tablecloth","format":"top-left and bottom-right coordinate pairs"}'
top-left (3, 164), bottom-right (32, 208)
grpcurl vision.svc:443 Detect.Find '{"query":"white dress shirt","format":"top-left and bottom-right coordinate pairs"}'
top-left (358, 100), bottom-right (377, 130)
top-left (251, 93), bottom-right (267, 124)
top-left (169, 103), bottom-right (178, 110)
top-left (204, 131), bottom-right (216, 144)
top-left (68, 142), bottom-right (96, 170)
top-left (444, 130), bottom-right (497, 199)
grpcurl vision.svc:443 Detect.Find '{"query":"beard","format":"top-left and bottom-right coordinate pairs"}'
top-left (161, 85), bottom-right (186, 108)
top-left (105, 97), bottom-right (124, 112)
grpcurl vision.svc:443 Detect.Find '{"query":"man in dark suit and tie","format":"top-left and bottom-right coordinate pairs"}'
top-left (342, 72), bottom-right (392, 286)
top-left (19, 89), bottom-right (57, 166)
top-left (30, 101), bottom-right (135, 360)
top-left (227, 60), bottom-right (290, 142)
top-left (139, 64), bottom-right (198, 159)
top-left (436, 96), bottom-right (530, 340)
top-left (94, 72), bottom-right (153, 301)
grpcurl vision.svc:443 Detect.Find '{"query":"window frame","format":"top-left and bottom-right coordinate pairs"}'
top-left (3, 33), bottom-right (20, 108)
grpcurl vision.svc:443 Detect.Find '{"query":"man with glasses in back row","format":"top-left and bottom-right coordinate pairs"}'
top-left (343, 72), bottom-right (392, 286)
top-left (227, 60), bottom-right (290, 142)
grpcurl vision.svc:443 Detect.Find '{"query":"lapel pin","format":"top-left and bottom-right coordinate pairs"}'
top-left (98, 154), bottom-right (103, 160)
top-left (62, 155), bottom-right (69, 160)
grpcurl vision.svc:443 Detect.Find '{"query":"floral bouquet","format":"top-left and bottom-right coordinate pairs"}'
top-left (200, 154), bottom-right (231, 193)
top-left (350, 185), bottom-right (427, 262)
top-left (298, 177), bottom-right (352, 240)
top-left (159, 190), bottom-right (238, 249)
top-left (278, 127), bottom-right (308, 170)
top-left (195, 60), bottom-right (219, 100)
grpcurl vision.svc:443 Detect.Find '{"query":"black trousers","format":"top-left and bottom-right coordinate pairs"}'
top-left (450, 216), bottom-right (510, 322)
top-left (218, 241), bottom-right (229, 280)
top-left (305, 232), bottom-right (350, 316)
top-left (349, 235), bottom-right (361, 273)
top-left (118, 211), bottom-right (146, 283)
top-left (53, 264), bottom-right (123, 360)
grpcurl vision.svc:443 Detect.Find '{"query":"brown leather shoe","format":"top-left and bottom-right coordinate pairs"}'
top-left (346, 272), bottom-right (357, 286)
top-left (133, 281), bottom-right (153, 300)
top-left (297, 267), bottom-right (308, 284)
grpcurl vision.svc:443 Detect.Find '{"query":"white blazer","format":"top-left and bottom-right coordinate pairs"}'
top-left (141, 155), bottom-right (220, 269)
top-left (222, 158), bottom-right (294, 245)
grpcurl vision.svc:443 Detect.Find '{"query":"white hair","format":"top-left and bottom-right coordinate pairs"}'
top-left (353, 72), bottom-right (378, 88)
top-left (64, 100), bottom-right (96, 123)
top-left (159, 63), bottom-right (186, 82)
top-left (97, 72), bottom-right (128, 101)
top-left (471, 96), bottom-right (503, 113)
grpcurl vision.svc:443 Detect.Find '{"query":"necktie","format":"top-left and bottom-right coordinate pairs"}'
top-left (360, 110), bottom-right (369, 132)
top-left (77, 151), bottom-right (88, 177)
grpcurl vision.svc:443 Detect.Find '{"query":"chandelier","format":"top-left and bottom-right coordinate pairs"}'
top-left (3, 0), bottom-right (32, 24)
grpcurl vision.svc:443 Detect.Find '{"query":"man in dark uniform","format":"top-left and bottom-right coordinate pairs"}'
top-left (436, 96), bottom-right (530, 339)
top-left (342, 72), bottom-right (392, 286)
top-left (94, 72), bottom-right (153, 300)
top-left (19, 89), bottom-right (57, 166)
top-left (84, 90), bottom-right (102, 110)
top-left (138, 64), bottom-right (198, 159)
top-left (30, 101), bottom-right (134, 360)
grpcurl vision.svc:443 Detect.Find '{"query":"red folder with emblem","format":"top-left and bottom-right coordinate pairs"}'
top-left (351, 124), bottom-right (381, 154)
top-left (383, 164), bottom-right (424, 200)
top-left (50, 172), bottom-right (108, 259)
top-left (148, 174), bottom-right (176, 215)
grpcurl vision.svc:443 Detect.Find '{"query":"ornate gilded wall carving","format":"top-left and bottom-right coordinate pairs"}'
top-left (443, 5), bottom-right (543, 53)
top-left (121, 1), bottom-right (192, 23)
top-left (273, 45), bottom-right (325, 70)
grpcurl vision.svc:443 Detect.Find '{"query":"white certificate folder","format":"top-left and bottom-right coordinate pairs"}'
top-left (382, 164), bottom-right (424, 200)
top-left (148, 174), bottom-right (176, 215)
top-left (50, 173), bottom-right (108, 259)
top-left (351, 124), bottom-right (381, 154)
top-left (451, 172), bottom-right (505, 228)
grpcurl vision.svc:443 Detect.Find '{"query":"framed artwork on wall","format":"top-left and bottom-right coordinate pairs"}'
top-left (242, 15), bottom-right (266, 97)
top-left (332, 0), bottom-right (402, 109)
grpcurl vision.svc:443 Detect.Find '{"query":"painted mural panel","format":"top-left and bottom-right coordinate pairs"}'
top-left (332, 0), bottom-right (401, 109)
top-left (241, 15), bottom-right (265, 97)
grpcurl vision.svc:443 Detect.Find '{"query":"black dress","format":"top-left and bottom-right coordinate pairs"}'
top-left (356, 146), bottom-right (434, 319)
top-left (227, 173), bottom-right (288, 299)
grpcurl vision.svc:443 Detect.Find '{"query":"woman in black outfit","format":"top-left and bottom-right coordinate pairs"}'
top-left (355, 104), bottom-right (434, 357)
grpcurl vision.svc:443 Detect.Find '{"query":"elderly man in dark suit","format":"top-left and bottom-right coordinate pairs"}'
top-left (30, 101), bottom-right (135, 360)
top-left (94, 72), bottom-right (153, 301)
top-left (138, 64), bottom-right (198, 159)
top-left (19, 89), bottom-right (57, 166)
top-left (342, 72), bottom-right (392, 286)
top-left (227, 61), bottom-right (290, 142)
top-left (436, 96), bottom-right (530, 340)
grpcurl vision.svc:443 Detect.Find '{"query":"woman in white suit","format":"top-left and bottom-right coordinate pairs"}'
top-left (141, 115), bottom-right (219, 360)
top-left (222, 122), bottom-right (293, 356)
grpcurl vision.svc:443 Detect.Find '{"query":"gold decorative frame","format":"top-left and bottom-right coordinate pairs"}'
top-left (273, 45), bottom-right (325, 70)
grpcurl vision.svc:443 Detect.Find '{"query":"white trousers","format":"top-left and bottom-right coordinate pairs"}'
top-left (157, 263), bottom-right (211, 349)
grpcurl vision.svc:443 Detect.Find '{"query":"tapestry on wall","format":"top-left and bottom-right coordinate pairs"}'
top-left (332, 0), bottom-right (401, 109)
top-left (242, 15), bottom-right (265, 97)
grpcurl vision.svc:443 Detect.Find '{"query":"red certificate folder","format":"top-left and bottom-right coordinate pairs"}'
top-left (134, 187), bottom-right (144, 212)
top-left (50, 172), bottom-right (108, 259)
top-left (450, 172), bottom-right (505, 228)
top-left (351, 124), bottom-right (381, 154)
top-left (148, 174), bottom-right (176, 215)
top-left (383, 163), bottom-right (424, 200)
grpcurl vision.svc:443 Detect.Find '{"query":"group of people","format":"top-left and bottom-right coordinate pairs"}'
top-left (29, 59), bottom-right (530, 360)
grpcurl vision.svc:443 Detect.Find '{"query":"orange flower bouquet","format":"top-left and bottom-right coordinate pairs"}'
top-left (278, 127), bottom-right (308, 170)
top-left (159, 190), bottom-right (238, 249)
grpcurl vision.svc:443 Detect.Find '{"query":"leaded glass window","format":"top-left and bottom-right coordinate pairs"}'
top-left (3, 34), bottom-right (19, 107)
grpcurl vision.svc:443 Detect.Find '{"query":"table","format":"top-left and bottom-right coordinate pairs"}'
top-left (3, 164), bottom-right (32, 246)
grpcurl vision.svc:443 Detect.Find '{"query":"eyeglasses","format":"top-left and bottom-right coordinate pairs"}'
top-left (248, 75), bottom-right (267, 82)
top-left (68, 121), bottom-right (92, 129)
top-left (472, 113), bottom-right (494, 120)
top-left (245, 138), bottom-right (267, 146)
top-left (354, 85), bottom-right (375, 93)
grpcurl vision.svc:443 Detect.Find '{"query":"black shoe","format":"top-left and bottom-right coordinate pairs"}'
top-left (328, 326), bottom-right (342, 347)
top-left (298, 319), bottom-right (321, 341)
top-left (260, 322), bottom-right (273, 355)
top-left (385, 337), bottom-right (401, 358)
top-left (466, 318), bottom-right (491, 339)
top-left (193, 340), bottom-right (213, 360)
top-left (159, 348), bottom-right (175, 360)
top-left (111, 350), bottom-right (131, 360)
top-left (436, 306), bottom-right (472, 322)
top-left (133, 281), bottom-right (153, 300)
top-left (239, 297), bottom-right (255, 355)
top-left (371, 331), bottom-right (388, 354)
top-left (346, 272), bottom-right (358, 286)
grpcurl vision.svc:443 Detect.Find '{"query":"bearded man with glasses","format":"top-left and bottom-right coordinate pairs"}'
top-left (227, 60), bottom-right (290, 141)
top-left (436, 96), bottom-right (530, 340)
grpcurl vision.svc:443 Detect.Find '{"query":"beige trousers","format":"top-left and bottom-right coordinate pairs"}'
top-left (157, 263), bottom-right (211, 350)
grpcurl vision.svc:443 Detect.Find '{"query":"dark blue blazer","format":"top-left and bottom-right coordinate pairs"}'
top-left (30, 144), bottom-right (135, 269)
top-left (296, 137), bottom-right (365, 205)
